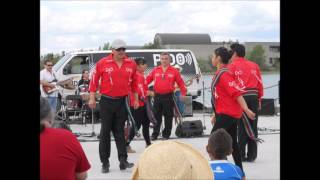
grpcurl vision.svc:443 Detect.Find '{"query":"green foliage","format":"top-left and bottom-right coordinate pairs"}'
top-left (246, 45), bottom-right (268, 70)
top-left (40, 53), bottom-right (63, 70)
top-left (273, 58), bottom-right (280, 71)
top-left (197, 57), bottom-right (214, 73)
top-left (102, 42), bottom-right (110, 50)
top-left (142, 42), bottom-right (160, 49)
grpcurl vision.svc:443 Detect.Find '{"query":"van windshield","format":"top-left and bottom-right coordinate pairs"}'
top-left (53, 54), bottom-right (71, 72)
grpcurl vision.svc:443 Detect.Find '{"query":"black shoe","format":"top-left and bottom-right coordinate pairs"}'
top-left (119, 160), bottom-right (134, 170)
top-left (101, 163), bottom-right (110, 173)
top-left (151, 136), bottom-right (158, 141)
top-left (241, 157), bottom-right (248, 162)
top-left (246, 158), bottom-right (256, 162)
top-left (162, 136), bottom-right (169, 140)
top-left (146, 143), bottom-right (152, 148)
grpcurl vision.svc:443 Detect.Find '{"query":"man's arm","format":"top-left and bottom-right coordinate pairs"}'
top-left (175, 71), bottom-right (187, 96)
top-left (88, 64), bottom-right (101, 109)
top-left (40, 80), bottom-right (55, 87)
top-left (145, 69), bottom-right (155, 85)
top-left (237, 96), bottom-right (255, 120)
top-left (130, 69), bottom-right (140, 109)
top-left (88, 65), bottom-right (101, 93)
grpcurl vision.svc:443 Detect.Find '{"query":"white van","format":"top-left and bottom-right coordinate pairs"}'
top-left (53, 49), bottom-right (203, 99)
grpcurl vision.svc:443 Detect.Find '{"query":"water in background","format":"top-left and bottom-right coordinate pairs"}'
top-left (194, 73), bottom-right (280, 107)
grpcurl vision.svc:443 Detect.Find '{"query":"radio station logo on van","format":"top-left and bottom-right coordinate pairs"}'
top-left (153, 53), bottom-right (193, 66)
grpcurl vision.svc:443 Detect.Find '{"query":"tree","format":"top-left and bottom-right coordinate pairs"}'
top-left (197, 57), bottom-right (214, 73)
top-left (102, 42), bottom-right (110, 50)
top-left (273, 58), bottom-right (280, 71)
top-left (142, 42), bottom-right (160, 49)
top-left (246, 45), bottom-right (267, 70)
top-left (40, 52), bottom-right (63, 70)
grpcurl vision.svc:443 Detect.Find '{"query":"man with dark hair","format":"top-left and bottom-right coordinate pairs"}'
top-left (40, 59), bottom-right (59, 112)
top-left (228, 43), bottom-right (264, 162)
top-left (230, 43), bottom-right (246, 57)
top-left (207, 128), bottom-right (245, 180)
top-left (146, 52), bottom-right (187, 140)
top-left (88, 39), bottom-right (139, 173)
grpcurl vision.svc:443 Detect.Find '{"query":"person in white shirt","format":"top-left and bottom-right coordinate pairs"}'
top-left (40, 60), bottom-right (59, 112)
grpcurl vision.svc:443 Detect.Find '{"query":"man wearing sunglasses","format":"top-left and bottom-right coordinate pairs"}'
top-left (88, 39), bottom-right (139, 173)
top-left (40, 59), bottom-right (59, 112)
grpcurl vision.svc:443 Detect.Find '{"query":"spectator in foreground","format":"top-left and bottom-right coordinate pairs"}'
top-left (40, 96), bottom-right (91, 180)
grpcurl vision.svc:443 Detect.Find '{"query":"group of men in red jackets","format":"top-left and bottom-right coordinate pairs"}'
top-left (88, 39), bottom-right (263, 174)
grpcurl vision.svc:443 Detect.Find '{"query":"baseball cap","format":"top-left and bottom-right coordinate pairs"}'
top-left (110, 39), bottom-right (126, 49)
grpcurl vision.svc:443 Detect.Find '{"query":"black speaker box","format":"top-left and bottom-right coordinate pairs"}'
top-left (175, 120), bottom-right (204, 137)
top-left (258, 98), bottom-right (275, 115)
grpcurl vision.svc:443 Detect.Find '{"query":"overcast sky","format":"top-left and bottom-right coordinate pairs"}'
top-left (40, 0), bottom-right (280, 55)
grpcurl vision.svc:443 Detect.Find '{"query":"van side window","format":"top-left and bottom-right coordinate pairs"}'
top-left (65, 56), bottom-right (89, 74)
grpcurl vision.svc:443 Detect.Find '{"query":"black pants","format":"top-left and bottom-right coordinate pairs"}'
top-left (211, 114), bottom-right (244, 173)
top-left (99, 96), bottom-right (128, 164)
top-left (152, 93), bottom-right (174, 138)
top-left (127, 106), bottom-right (151, 146)
top-left (238, 95), bottom-right (259, 161)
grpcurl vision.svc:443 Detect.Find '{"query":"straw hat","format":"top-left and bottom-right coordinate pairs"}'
top-left (131, 140), bottom-right (214, 180)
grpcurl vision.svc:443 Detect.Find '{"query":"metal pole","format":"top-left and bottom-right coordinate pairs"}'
top-left (91, 106), bottom-right (96, 136)
top-left (202, 81), bottom-right (206, 130)
top-left (83, 102), bottom-right (87, 127)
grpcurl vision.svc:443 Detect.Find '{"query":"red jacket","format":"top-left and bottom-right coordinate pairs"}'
top-left (129, 71), bottom-right (148, 107)
top-left (146, 66), bottom-right (187, 96)
top-left (213, 65), bottom-right (243, 119)
top-left (228, 57), bottom-right (264, 101)
top-left (89, 53), bottom-right (137, 97)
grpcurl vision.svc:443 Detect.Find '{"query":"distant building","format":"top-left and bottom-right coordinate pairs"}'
top-left (153, 33), bottom-right (280, 67)
top-left (126, 45), bottom-right (143, 50)
top-left (154, 33), bottom-right (228, 61)
top-left (244, 42), bottom-right (280, 67)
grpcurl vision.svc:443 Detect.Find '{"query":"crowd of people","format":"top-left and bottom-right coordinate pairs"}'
top-left (40, 38), bottom-right (263, 179)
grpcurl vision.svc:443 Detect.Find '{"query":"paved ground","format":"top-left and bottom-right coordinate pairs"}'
top-left (70, 114), bottom-right (280, 180)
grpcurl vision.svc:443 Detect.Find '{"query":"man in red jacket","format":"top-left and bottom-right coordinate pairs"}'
top-left (228, 43), bottom-right (264, 162)
top-left (146, 52), bottom-right (187, 140)
top-left (88, 39), bottom-right (139, 173)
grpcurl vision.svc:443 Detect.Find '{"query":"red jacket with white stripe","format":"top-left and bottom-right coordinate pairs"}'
top-left (213, 65), bottom-right (243, 119)
top-left (146, 66), bottom-right (187, 96)
top-left (129, 71), bottom-right (148, 107)
top-left (228, 57), bottom-right (264, 101)
top-left (89, 53), bottom-right (137, 97)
